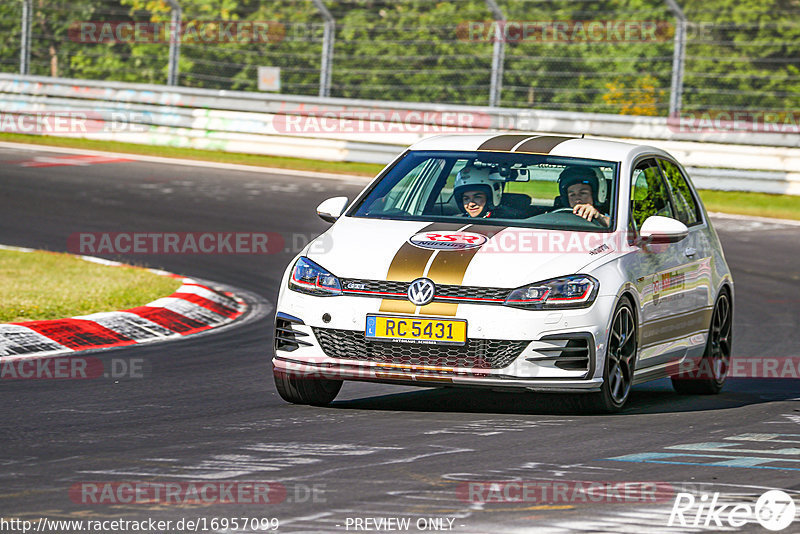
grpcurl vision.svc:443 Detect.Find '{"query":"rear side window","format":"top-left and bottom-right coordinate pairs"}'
top-left (659, 158), bottom-right (701, 226)
top-left (630, 159), bottom-right (674, 231)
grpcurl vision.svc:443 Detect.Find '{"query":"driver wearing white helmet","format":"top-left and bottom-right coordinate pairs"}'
top-left (453, 165), bottom-right (517, 219)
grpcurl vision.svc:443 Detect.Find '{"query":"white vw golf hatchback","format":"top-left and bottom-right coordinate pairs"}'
top-left (273, 134), bottom-right (733, 412)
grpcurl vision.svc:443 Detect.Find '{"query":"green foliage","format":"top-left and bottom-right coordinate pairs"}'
top-left (0, 0), bottom-right (797, 115)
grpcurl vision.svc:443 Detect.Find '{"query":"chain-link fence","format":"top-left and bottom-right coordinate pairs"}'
top-left (1, 0), bottom-right (798, 117)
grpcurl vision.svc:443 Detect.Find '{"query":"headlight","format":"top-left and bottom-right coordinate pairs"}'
top-left (504, 275), bottom-right (598, 310)
top-left (288, 257), bottom-right (342, 296)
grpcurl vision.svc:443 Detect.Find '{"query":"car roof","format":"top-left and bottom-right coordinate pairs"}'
top-left (408, 134), bottom-right (670, 163)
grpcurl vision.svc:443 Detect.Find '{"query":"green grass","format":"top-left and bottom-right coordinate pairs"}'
top-left (0, 249), bottom-right (182, 322)
top-left (2, 133), bottom-right (798, 220)
top-left (697, 189), bottom-right (800, 221)
top-left (506, 179), bottom-right (560, 200)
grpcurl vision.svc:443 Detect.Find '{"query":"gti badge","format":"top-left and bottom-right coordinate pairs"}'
top-left (407, 278), bottom-right (435, 306)
top-left (345, 282), bottom-right (366, 290)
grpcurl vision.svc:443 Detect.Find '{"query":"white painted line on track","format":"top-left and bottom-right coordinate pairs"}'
top-left (707, 211), bottom-right (800, 227)
top-left (0, 141), bottom-right (372, 182)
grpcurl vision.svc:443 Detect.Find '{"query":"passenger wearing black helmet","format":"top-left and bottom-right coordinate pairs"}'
top-left (557, 166), bottom-right (610, 227)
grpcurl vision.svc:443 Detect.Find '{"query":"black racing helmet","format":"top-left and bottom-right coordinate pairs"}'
top-left (558, 166), bottom-right (606, 207)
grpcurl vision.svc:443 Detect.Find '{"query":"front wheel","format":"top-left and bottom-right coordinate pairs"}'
top-left (580, 298), bottom-right (637, 413)
top-left (273, 369), bottom-right (342, 406)
top-left (671, 290), bottom-right (732, 395)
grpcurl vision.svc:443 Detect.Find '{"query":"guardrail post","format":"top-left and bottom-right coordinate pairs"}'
top-left (665, 0), bottom-right (687, 115)
top-left (20, 0), bottom-right (32, 75)
top-left (165, 0), bottom-right (182, 86)
top-left (311, 0), bottom-right (334, 98)
top-left (486, 0), bottom-right (505, 108)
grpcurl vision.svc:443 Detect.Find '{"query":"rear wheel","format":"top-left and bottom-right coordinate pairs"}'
top-left (672, 290), bottom-right (732, 395)
top-left (580, 298), bottom-right (637, 413)
top-left (273, 369), bottom-right (342, 406)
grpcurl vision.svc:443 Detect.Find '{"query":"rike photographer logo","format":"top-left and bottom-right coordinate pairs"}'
top-left (668, 490), bottom-right (796, 531)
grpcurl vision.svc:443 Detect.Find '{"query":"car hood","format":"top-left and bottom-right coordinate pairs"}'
top-left (306, 217), bottom-right (616, 288)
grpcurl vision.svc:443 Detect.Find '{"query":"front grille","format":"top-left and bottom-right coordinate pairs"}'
top-left (437, 285), bottom-right (509, 301)
top-left (342, 279), bottom-right (407, 294)
top-left (313, 327), bottom-right (528, 369)
top-left (340, 278), bottom-right (509, 304)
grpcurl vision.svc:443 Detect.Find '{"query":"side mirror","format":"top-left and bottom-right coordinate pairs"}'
top-left (316, 196), bottom-right (349, 223)
top-left (638, 215), bottom-right (689, 244)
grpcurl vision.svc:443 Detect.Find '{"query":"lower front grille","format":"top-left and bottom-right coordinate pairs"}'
top-left (274, 313), bottom-right (312, 352)
top-left (312, 328), bottom-right (528, 369)
top-left (535, 333), bottom-right (593, 372)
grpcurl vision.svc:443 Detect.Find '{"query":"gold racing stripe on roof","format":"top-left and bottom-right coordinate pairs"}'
top-left (476, 134), bottom-right (537, 151)
top-left (514, 136), bottom-right (577, 154)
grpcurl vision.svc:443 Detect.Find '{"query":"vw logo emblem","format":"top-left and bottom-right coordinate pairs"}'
top-left (407, 278), bottom-right (435, 306)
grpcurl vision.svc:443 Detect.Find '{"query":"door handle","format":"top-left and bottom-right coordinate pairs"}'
top-left (684, 247), bottom-right (697, 257)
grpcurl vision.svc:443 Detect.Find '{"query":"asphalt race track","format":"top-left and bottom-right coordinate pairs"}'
top-left (1, 145), bottom-right (799, 534)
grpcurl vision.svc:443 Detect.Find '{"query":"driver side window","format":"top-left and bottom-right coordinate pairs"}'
top-left (382, 158), bottom-right (445, 215)
top-left (630, 159), bottom-right (674, 231)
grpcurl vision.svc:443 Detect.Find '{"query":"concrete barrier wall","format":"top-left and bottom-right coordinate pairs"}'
top-left (1, 74), bottom-right (798, 194)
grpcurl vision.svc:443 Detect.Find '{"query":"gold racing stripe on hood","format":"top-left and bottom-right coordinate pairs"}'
top-left (379, 222), bottom-right (465, 314)
top-left (415, 301), bottom-right (459, 316)
top-left (421, 225), bottom-right (508, 316)
top-left (378, 300), bottom-right (417, 313)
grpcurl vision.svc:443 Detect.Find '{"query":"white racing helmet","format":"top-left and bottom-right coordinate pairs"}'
top-left (453, 165), bottom-right (504, 210)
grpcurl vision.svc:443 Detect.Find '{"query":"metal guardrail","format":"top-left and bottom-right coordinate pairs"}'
top-left (0, 74), bottom-right (798, 195)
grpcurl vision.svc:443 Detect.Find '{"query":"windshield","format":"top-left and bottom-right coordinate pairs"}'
top-left (349, 151), bottom-right (618, 231)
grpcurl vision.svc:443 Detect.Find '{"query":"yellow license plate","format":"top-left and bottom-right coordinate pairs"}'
top-left (365, 315), bottom-right (467, 345)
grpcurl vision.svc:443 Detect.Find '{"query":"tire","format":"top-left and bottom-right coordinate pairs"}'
top-left (580, 298), bottom-right (637, 413)
top-left (671, 290), bottom-right (732, 395)
top-left (273, 368), bottom-right (342, 406)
